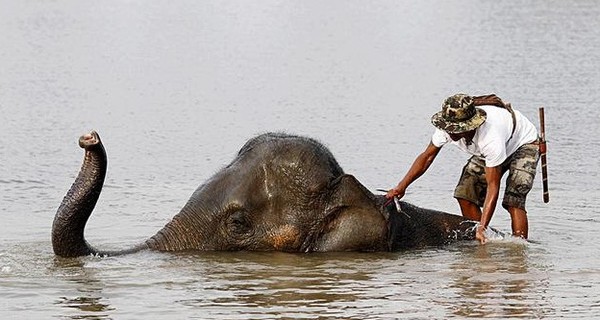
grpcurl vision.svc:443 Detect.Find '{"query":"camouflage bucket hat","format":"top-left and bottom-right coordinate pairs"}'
top-left (431, 93), bottom-right (487, 134)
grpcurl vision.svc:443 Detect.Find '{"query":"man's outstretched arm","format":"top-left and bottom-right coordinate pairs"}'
top-left (387, 142), bottom-right (441, 199)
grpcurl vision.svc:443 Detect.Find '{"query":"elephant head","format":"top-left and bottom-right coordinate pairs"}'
top-left (52, 131), bottom-right (475, 258)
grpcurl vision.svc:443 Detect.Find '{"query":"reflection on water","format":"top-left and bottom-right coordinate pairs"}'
top-left (165, 252), bottom-right (392, 318)
top-left (0, 240), bottom-right (584, 319)
top-left (56, 296), bottom-right (112, 317)
top-left (448, 242), bottom-right (551, 318)
top-left (51, 258), bottom-right (114, 319)
top-left (41, 251), bottom-right (409, 319)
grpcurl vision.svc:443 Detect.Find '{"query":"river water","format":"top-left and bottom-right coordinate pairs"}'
top-left (1, 0), bottom-right (599, 319)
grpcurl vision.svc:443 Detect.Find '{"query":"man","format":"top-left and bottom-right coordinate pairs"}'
top-left (386, 93), bottom-right (539, 244)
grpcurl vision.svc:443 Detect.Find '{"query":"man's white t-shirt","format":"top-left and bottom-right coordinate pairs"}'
top-left (431, 105), bottom-right (538, 167)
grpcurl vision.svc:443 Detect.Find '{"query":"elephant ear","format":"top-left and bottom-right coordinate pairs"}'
top-left (324, 174), bottom-right (381, 212)
top-left (308, 174), bottom-right (388, 252)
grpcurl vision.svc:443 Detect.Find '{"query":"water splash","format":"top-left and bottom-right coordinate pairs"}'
top-left (483, 228), bottom-right (529, 245)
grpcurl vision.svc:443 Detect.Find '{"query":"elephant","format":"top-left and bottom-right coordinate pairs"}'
top-left (52, 131), bottom-right (477, 258)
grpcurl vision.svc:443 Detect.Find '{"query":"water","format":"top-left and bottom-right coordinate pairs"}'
top-left (1, 0), bottom-right (599, 318)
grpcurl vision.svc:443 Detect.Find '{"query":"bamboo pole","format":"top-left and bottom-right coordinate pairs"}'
top-left (539, 107), bottom-right (549, 203)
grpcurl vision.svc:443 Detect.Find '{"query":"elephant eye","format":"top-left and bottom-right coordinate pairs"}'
top-left (228, 211), bottom-right (252, 234)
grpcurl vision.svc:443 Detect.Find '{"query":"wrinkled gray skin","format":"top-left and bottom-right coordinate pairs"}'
top-left (52, 131), bottom-right (476, 258)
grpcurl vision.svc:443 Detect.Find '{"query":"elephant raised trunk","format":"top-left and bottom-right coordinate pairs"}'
top-left (52, 132), bottom-right (147, 257)
top-left (52, 132), bottom-right (106, 257)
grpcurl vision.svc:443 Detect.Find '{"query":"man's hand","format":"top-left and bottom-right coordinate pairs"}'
top-left (386, 187), bottom-right (405, 200)
top-left (476, 225), bottom-right (487, 244)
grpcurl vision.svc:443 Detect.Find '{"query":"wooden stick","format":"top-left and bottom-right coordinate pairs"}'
top-left (539, 107), bottom-right (549, 203)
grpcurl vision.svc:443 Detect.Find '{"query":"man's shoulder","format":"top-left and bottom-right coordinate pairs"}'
top-left (478, 104), bottom-right (509, 116)
top-left (431, 128), bottom-right (449, 148)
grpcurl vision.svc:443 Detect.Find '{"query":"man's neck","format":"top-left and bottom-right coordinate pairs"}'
top-left (464, 130), bottom-right (476, 145)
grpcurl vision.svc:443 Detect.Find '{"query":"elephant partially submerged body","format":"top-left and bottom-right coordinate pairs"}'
top-left (52, 131), bottom-right (476, 257)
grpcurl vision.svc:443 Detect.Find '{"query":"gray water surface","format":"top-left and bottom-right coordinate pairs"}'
top-left (1, 0), bottom-right (599, 318)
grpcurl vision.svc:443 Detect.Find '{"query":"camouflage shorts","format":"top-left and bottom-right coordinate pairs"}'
top-left (454, 143), bottom-right (539, 210)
